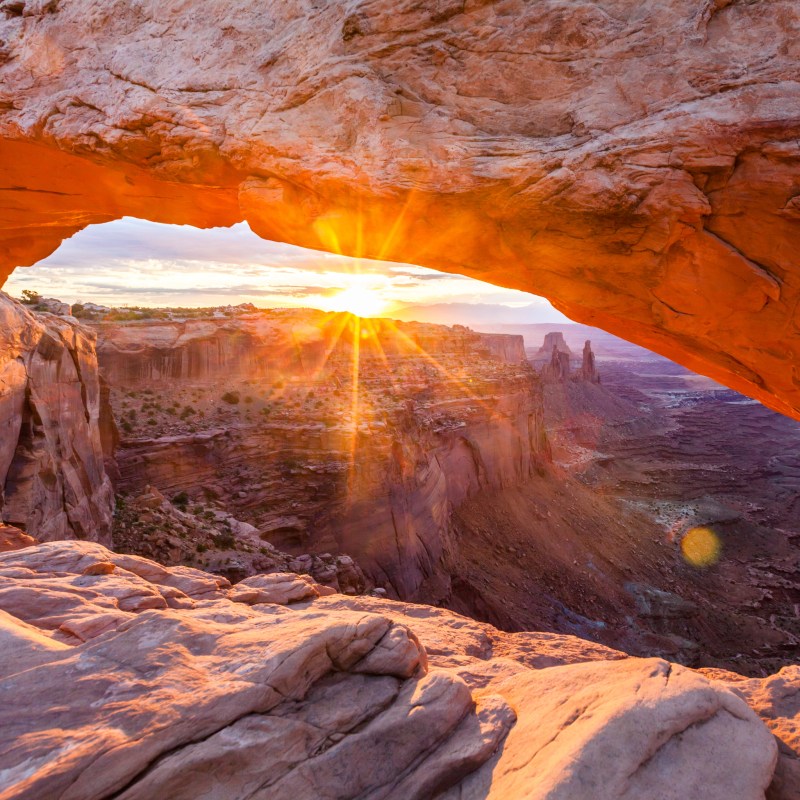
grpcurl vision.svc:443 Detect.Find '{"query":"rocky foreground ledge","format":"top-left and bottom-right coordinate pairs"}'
top-left (0, 541), bottom-right (797, 800)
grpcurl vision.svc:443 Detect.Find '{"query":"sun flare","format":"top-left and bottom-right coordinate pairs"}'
top-left (326, 285), bottom-right (388, 318)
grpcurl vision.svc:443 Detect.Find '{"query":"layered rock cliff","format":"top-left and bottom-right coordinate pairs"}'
top-left (0, 294), bottom-right (114, 543)
top-left (93, 310), bottom-right (547, 600)
top-left (0, 539), bottom-right (792, 800)
top-left (1, 1), bottom-right (799, 418)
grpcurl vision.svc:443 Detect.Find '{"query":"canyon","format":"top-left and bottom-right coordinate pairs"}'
top-left (3, 297), bottom-right (794, 678)
top-left (1, 293), bottom-right (799, 796)
top-left (93, 307), bottom-right (544, 601)
top-left (1, 2), bottom-right (799, 797)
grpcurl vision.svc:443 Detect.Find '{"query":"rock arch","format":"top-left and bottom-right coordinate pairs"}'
top-left (1, 0), bottom-right (798, 416)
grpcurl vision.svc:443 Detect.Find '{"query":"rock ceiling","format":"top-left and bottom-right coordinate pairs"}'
top-left (0, 0), bottom-right (798, 416)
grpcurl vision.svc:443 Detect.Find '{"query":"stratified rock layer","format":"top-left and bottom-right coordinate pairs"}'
top-left (0, 1), bottom-right (799, 417)
top-left (0, 293), bottom-right (113, 542)
top-left (0, 541), bottom-right (785, 800)
top-left (95, 311), bottom-right (547, 600)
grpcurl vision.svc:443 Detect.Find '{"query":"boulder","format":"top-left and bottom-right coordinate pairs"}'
top-left (0, 524), bottom-right (34, 553)
top-left (0, 541), bottom-right (786, 799)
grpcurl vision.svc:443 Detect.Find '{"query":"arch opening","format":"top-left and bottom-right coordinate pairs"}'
top-left (2, 137), bottom-right (799, 420)
top-left (3, 218), bottom-right (800, 676)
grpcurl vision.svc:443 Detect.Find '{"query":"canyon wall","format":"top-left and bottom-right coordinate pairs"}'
top-left (93, 314), bottom-right (526, 387)
top-left (94, 312), bottom-right (547, 599)
top-left (0, 1), bottom-right (799, 418)
top-left (0, 294), bottom-right (114, 543)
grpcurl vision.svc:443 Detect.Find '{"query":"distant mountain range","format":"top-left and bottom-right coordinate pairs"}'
top-left (387, 302), bottom-right (654, 359)
top-left (388, 302), bottom-right (570, 327)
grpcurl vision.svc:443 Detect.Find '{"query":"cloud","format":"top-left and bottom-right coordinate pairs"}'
top-left (387, 269), bottom-right (453, 282)
top-left (4, 217), bottom-right (569, 323)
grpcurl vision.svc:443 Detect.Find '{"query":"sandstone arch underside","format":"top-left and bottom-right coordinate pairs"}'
top-left (0, 0), bottom-right (799, 416)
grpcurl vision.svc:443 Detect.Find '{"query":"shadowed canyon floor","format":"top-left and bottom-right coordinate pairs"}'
top-left (447, 325), bottom-right (800, 677)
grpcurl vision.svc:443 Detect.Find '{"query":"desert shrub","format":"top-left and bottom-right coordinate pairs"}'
top-left (244, 395), bottom-right (253, 403)
top-left (221, 391), bottom-right (240, 405)
top-left (196, 543), bottom-right (207, 553)
top-left (120, 419), bottom-right (133, 434)
top-left (172, 491), bottom-right (189, 509)
top-left (212, 532), bottom-right (236, 549)
top-left (105, 309), bottom-right (144, 321)
top-left (147, 417), bottom-right (157, 425)
top-left (180, 405), bottom-right (196, 419)
top-left (280, 455), bottom-right (300, 471)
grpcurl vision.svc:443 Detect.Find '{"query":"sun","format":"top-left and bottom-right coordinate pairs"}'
top-left (327, 286), bottom-right (388, 318)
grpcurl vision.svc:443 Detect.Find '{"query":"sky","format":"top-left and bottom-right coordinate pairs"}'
top-left (5, 218), bottom-right (569, 323)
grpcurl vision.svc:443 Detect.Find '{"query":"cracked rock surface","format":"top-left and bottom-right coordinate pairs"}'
top-left (0, 1), bottom-right (799, 417)
top-left (0, 540), bottom-right (785, 799)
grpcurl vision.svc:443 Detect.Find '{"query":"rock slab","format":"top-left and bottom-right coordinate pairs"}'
top-left (0, 541), bottom-right (784, 799)
top-left (0, 293), bottom-right (114, 543)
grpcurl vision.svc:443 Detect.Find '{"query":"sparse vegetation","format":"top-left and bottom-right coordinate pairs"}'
top-left (172, 491), bottom-right (189, 509)
top-left (212, 532), bottom-right (236, 549)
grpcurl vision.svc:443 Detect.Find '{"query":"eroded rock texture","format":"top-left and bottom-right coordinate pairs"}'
top-left (93, 311), bottom-right (548, 600)
top-left (0, 540), bottom-right (785, 800)
top-left (0, 1), bottom-right (799, 416)
top-left (0, 293), bottom-right (114, 542)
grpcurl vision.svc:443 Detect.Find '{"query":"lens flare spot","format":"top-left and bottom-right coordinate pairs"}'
top-left (680, 526), bottom-right (721, 567)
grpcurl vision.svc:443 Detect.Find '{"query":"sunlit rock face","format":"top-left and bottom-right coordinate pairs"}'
top-left (1, 1), bottom-right (799, 417)
top-left (0, 294), bottom-right (114, 543)
top-left (93, 310), bottom-right (547, 599)
top-left (0, 540), bottom-right (783, 800)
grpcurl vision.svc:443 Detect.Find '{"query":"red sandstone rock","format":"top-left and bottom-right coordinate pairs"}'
top-left (580, 340), bottom-right (601, 384)
top-left (0, 294), bottom-right (114, 543)
top-left (0, 2), bottom-right (798, 417)
top-left (0, 524), bottom-right (34, 553)
top-left (716, 666), bottom-right (800, 800)
top-left (0, 541), bottom-right (785, 799)
top-left (230, 572), bottom-right (321, 605)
